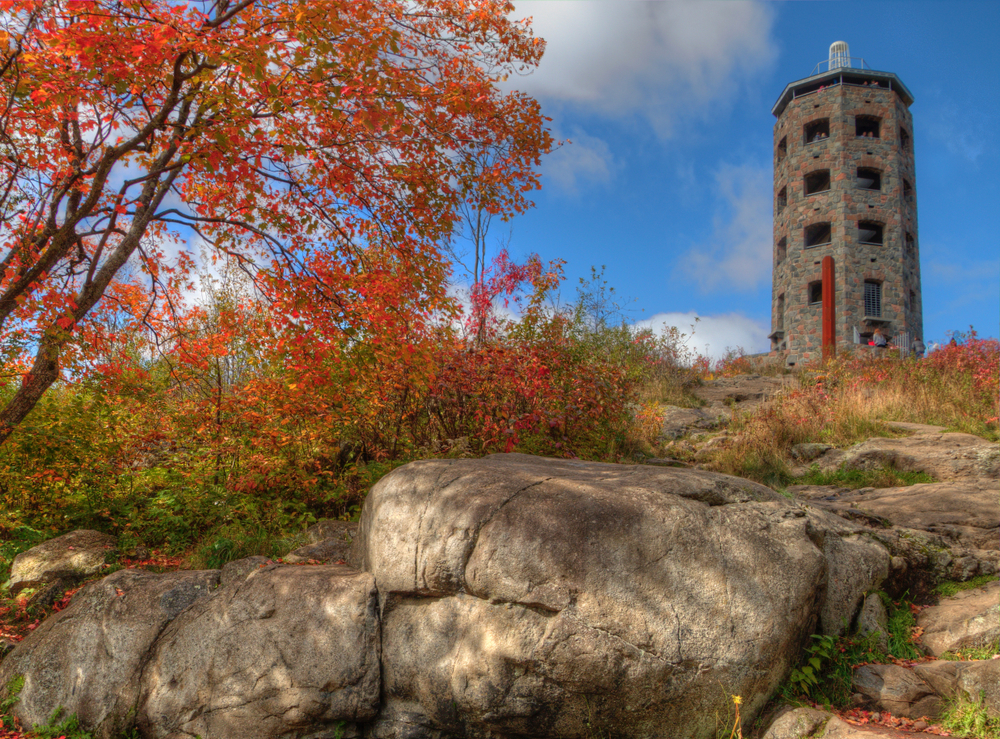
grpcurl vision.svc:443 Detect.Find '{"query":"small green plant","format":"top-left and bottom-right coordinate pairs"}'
top-left (30, 706), bottom-right (94, 739)
top-left (934, 574), bottom-right (998, 598)
top-left (938, 691), bottom-right (1000, 739)
top-left (786, 634), bottom-right (836, 697)
top-left (1, 674), bottom-right (25, 722)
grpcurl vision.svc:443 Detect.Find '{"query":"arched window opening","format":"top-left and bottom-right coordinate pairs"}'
top-left (857, 167), bottom-right (881, 191)
top-left (777, 137), bottom-right (787, 161)
top-left (856, 116), bottom-right (880, 138)
top-left (905, 232), bottom-right (915, 256)
top-left (858, 221), bottom-right (883, 245)
top-left (777, 187), bottom-right (787, 212)
top-left (804, 170), bottom-right (831, 195)
top-left (903, 179), bottom-right (913, 202)
top-left (900, 127), bottom-right (911, 151)
top-left (805, 119), bottom-right (830, 144)
top-left (804, 222), bottom-right (831, 248)
top-left (776, 293), bottom-right (785, 330)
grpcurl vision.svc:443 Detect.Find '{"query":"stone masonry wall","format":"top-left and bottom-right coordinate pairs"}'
top-left (771, 79), bottom-right (922, 365)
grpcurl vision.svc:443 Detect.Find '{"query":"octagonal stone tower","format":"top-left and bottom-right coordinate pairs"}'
top-left (769, 42), bottom-right (922, 365)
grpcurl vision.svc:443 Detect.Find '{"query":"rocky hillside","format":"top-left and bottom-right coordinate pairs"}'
top-left (0, 375), bottom-right (996, 739)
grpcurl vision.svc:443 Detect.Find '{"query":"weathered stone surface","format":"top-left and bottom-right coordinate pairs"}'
top-left (283, 538), bottom-right (352, 564)
top-left (0, 568), bottom-right (219, 737)
top-left (761, 707), bottom-right (832, 739)
top-left (219, 555), bottom-right (270, 587)
top-left (7, 529), bottom-right (116, 595)
top-left (857, 593), bottom-right (889, 651)
top-left (958, 660), bottom-right (1000, 717)
top-left (305, 519), bottom-right (358, 545)
top-left (852, 663), bottom-right (941, 719)
top-left (917, 580), bottom-right (1000, 657)
top-left (353, 453), bottom-right (883, 739)
top-left (659, 404), bottom-right (730, 439)
top-left (136, 563), bottom-right (380, 739)
top-left (804, 479), bottom-right (999, 552)
top-left (818, 533), bottom-right (890, 636)
top-left (808, 429), bottom-right (1000, 482)
top-left (912, 659), bottom-right (1000, 718)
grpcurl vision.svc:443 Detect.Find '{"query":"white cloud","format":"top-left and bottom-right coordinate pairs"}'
top-left (676, 162), bottom-right (772, 292)
top-left (635, 310), bottom-right (769, 360)
top-left (543, 127), bottom-right (615, 193)
top-left (510, 0), bottom-right (777, 135)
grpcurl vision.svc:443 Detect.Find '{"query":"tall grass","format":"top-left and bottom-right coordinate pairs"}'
top-left (703, 336), bottom-right (998, 485)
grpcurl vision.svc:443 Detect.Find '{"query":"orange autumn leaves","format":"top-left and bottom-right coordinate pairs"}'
top-left (0, 0), bottom-right (552, 442)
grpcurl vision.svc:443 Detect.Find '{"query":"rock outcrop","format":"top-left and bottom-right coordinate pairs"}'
top-left (353, 453), bottom-right (884, 739)
top-left (0, 569), bottom-right (219, 737)
top-left (6, 529), bottom-right (116, 595)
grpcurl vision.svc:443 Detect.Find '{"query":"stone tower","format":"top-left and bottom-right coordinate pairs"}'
top-left (769, 42), bottom-right (922, 365)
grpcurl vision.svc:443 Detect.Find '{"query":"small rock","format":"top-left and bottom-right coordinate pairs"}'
top-left (8, 530), bottom-right (116, 595)
top-left (791, 443), bottom-right (833, 461)
top-left (913, 720), bottom-right (928, 730)
top-left (917, 580), bottom-right (1000, 657)
top-left (856, 593), bottom-right (889, 652)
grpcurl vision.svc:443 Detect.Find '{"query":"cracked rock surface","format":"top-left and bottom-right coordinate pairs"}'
top-left (135, 563), bottom-right (380, 739)
top-left (0, 569), bottom-right (219, 738)
top-left (354, 453), bottom-right (881, 739)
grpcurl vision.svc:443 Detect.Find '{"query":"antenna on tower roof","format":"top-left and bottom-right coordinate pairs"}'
top-left (829, 41), bottom-right (850, 70)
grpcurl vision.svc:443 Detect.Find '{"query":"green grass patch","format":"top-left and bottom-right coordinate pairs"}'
top-left (942, 639), bottom-right (1000, 661)
top-left (938, 691), bottom-right (1000, 739)
top-left (793, 463), bottom-right (934, 489)
top-left (934, 574), bottom-right (999, 599)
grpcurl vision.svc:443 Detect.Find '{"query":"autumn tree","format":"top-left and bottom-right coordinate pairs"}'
top-left (0, 0), bottom-right (551, 444)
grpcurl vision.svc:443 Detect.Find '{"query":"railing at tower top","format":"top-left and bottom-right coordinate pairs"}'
top-left (811, 56), bottom-right (873, 75)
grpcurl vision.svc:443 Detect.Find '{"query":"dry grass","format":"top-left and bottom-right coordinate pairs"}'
top-left (693, 336), bottom-right (998, 486)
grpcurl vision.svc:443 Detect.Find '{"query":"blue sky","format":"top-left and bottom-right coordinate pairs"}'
top-left (491, 0), bottom-right (999, 358)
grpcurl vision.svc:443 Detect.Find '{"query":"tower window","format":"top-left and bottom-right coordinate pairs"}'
top-left (903, 179), bottom-right (913, 201)
top-left (856, 116), bottom-right (880, 138)
top-left (808, 281), bottom-right (823, 305)
top-left (909, 289), bottom-right (916, 311)
top-left (858, 221), bottom-right (883, 245)
top-left (804, 222), bottom-right (831, 248)
top-left (804, 170), bottom-right (831, 195)
top-left (777, 187), bottom-right (787, 212)
top-left (805, 119), bottom-right (829, 144)
top-left (777, 237), bottom-right (787, 263)
top-left (857, 168), bottom-right (881, 191)
top-left (900, 127), bottom-right (911, 151)
top-left (864, 281), bottom-right (882, 317)
top-left (777, 137), bottom-right (787, 161)
top-left (905, 232), bottom-right (915, 255)
top-left (776, 293), bottom-right (785, 330)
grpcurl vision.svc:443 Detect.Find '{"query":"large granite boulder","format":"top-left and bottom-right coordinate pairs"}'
top-left (0, 568), bottom-right (219, 737)
top-left (353, 453), bottom-right (887, 739)
top-left (135, 563), bottom-right (380, 739)
top-left (6, 529), bottom-right (116, 595)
